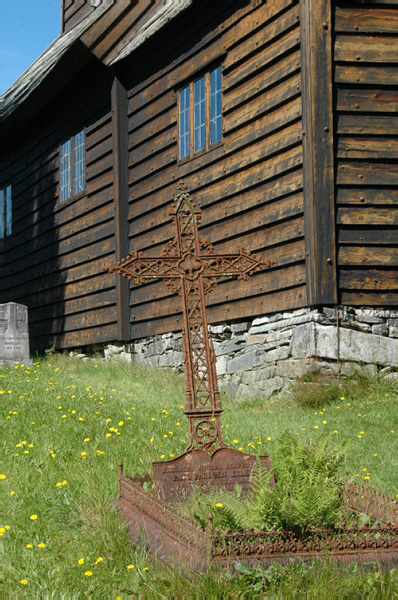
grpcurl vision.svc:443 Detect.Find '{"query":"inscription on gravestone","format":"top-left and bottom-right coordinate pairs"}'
top-left (0, 302), bottom-right (31, 366)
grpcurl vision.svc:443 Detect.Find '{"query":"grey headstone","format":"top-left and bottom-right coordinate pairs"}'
top-left (0, 302), bottom-right (32, 365)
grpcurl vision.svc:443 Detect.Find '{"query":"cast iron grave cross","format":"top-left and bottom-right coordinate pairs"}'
top-left (105, 182), bottom-right (274, 500)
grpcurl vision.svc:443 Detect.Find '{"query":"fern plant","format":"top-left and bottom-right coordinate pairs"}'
top-left (181, 432), bottom-right (350, 532)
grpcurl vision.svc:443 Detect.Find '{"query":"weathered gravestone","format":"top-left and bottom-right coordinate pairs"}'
top-left (0, 302), bottom-right (32, 366)
top-left (105, 181), bottom-right (275, 501)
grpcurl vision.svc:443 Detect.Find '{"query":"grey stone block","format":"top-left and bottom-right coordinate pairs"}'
top-left (231, 322), bottom-right (250, 333)
top-left (389, 327), bottom-right (398, 338)
top-left (265, 345), bottom-right (291, 362)
top-left (227, 350), bottom-right (262, 373)
top-left (216, 355), bottom-right (230, 376)
top-left (372, 324), bottom-right (389, 336)
top-left (241, 366), bottom-right (276, 384)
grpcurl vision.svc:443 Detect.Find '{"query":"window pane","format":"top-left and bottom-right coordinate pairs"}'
top-left (0, 190), bottom-right (4, 238)
top-left (73, 130), bottom-right (85, 195)
top-left (5, 185), bottom-right (12, 236)
top-left (194, 76), bottom-right (205, 152)
top-left (179, 86), bottom-right (190, 159)
top-left (60, 139), bottom-right (71, 201)
top-left (210, 66), bottom-right (222, 145)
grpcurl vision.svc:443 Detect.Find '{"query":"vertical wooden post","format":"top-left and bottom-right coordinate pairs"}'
top-left (300, 0), bottom-right (337, 306)
top-left (111, 76), bottom-right (130, 341)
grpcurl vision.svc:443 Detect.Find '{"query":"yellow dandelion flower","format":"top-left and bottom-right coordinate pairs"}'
top-left (127, 564), bottom-right (135, 569)
top-left (322, 421), bottom-right (327, 424)
top-left (0, 474), bottom-right (6, 480)
top-left (20, 579), bottom-right (28, 585)
top-left (95, 557), bottom-right (103, 564)
top-left (143, 567), bottom-right (149, 571)
top-left (38, 543), bottom-right (45, 548)
top-left (26, 544), bottom-right (33, 548)
top-left (30, 514), bottom-right (38, 520)
top-left (78, 558), bottom-right (84, 565)
top-left (118, 421), bottom-right (124, 427)
top-left (84, 571), bottom-right (93, 577)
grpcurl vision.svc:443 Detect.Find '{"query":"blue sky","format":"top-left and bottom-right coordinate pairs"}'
top-left (0, 1), bottom-right (60, 94)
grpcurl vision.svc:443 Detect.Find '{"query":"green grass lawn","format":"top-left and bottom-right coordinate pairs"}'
top-left (2, 356), bottom-right (397, 597)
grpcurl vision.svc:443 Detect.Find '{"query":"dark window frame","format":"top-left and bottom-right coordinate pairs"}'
top-left (59, 129), bottom-right (86, 203)
top-left (178, 64), bottom-right (223, 163)
top-left (0, 184), bottom-right (12, 239)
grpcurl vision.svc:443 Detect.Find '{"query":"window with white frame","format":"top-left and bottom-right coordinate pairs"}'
top-left (179, 65), bottom-right (222, 160)
top-left (60, 129), bottom-right (85, 201)
top-left (0, 184), bottom-right (12, 238)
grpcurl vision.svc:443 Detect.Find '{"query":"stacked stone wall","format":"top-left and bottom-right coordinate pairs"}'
top-left (72, 306), bottom-right (398, 398)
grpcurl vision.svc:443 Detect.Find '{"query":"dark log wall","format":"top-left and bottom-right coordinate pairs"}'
top-left (0, 63), bottom-right (117, 350)
top-left (334, 3), bottom-right (398, 307)
top-left (125, 0), bottom-right (305, 340)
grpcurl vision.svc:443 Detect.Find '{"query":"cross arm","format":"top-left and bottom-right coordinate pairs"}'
top-left (103, 250), bottom-right (181, 284)
top-left (201, 248), bottom-right (274, 280)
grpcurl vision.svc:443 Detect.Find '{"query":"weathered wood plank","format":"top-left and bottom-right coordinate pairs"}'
top-left (86, 135), bottom-right (113, 166)
top-left (340, 290), bottom-right (398, 306)
top-left (128, 143), bottom-right (303, 222)
top-left (337, 137), bottom-right (398, 160)
top-left (86, 152), bottom-right (113, 181)
top-left (337, 207), bottom-right (398, 226)
top-left (225, 73), bottom-right (301, 133)
top-left (338, 228), bottom-right (397, 246)
top-left (337, 114), bottom-right (398, 136)
top-left (224, 4), bottom-right (299, 71)
top-left (30, 305), bottom-right (117, 335)
top-left (334, 34), bottom-right (398, 63)
top-left (53, 323), bottom-right (118, 350)
top-left (130, 264), bottom-right (306, 321)
top-left (336, 187), bottom-right (398, 205)
top-left (339, 268), bottom-right (398, 290)
top-left (224, 49), bottom-right (301, 114)
top-left (300, 0), bottom-right (336, 305)
top-left (128, 107), bottom-right (176, 147)
top-left (338, 246), bottom-right (398, 266)
top-left (25, 273), bottom-right (115, 308)
top-left (336, 88), bottom-right (398, 114)
top-left (225, 25), bottom-right (300, 91)
top-left (335, 64), bottom-right (398, 86)
top-left (335, 6), bottom-right (398, 33)
top-left (337, 162), bottom-right (398, 186)
top-left (31, 289), bottom-right (117, 323)
top-left (130, 285), bottom-right (307, 340)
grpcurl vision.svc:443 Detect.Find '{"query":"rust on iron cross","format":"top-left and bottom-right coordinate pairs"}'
top-left (105, 181), bottom-right (274, 500)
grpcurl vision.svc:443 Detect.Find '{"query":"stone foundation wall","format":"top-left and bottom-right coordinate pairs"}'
top-left (74, 306), bottom-right (398, 398)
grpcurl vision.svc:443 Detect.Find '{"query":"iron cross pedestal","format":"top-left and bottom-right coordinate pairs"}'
top-left (105, 182), bottom-right (274, 501)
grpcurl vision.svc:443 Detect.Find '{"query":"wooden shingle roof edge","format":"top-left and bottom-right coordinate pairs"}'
top-left (0, 0), bottom-right (114, 121)
top-left (0, 0), bottom-right (192, 121)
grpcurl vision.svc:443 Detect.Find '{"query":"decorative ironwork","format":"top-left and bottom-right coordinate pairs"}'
top-left (105, 181), bottom-right (273, 452)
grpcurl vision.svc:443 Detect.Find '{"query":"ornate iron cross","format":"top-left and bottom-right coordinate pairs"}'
top-left (105, 182), bottom-right (273, 452)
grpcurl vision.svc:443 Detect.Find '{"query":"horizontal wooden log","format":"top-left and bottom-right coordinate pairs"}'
top-left (129, 128), bottom-right (175, 167)
top-left (225, 25), bottom-right (300, 91)
top-left (337, 207), bottom-right (398, 226)
top-left (128, 143), bottom-right (303, 224)
top-left (53, 323), bottom-right (118, 350)
top-left (339, 268), bottom-right (398, 290)
top-left (224, 4), bottom-right (299, 71)
top-left (225, 73), bottom-right (301, 133)
top-left (17, 272), bottom-right (115, 309)
top-left (128, 90), bottom-right (175, 133)
top-left (86, 135), bottom-right (113, 167)
top-left (130, 285), bottom-right (307, 339)
top-left (337, 137), bottom-right (398, 160)
top-left (30, 305), bottom-right (117, 336)
top-left (336, 88), bottom-right (398, 114)
top-left (335, 6), bottom-right (398, 33)
top-left (128, 107), bottom-right (176, 148)
top-left (338, 227), bottom-right (397, 246)
top-left (30, 289), bottom-right (117, 324)
top-left (224, 49), bottom-right (301, 114)
top-left (337, 114), bottom-right (398, 136)
top-left (9, 201), bottom-right (114, 256)
top-left (86, 152), bottom-right (113, 181)
top-left (7, 256), bottom-right (116, 296)
top-left (337, 162), bottom-right (398, 186)
top-left (86, 117), bottom-right (112, 150)
top-left (338, 246), bottom-right (398, 266)
top-left (334, 34), bottom-right (398, 63)
top-left (126, 0), bottom-right (293, 108)
top-left (336, 187), bottom-right (398, 205)
top-left (340, 290), bottom-right (398, 306)
top-left (335, 64), bottom-right (398, 86)
top-left (6, 236), bottom-right (115, 285)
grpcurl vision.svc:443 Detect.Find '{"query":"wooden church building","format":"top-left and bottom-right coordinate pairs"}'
top-left (1, 0), bottom-right (397, 383)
